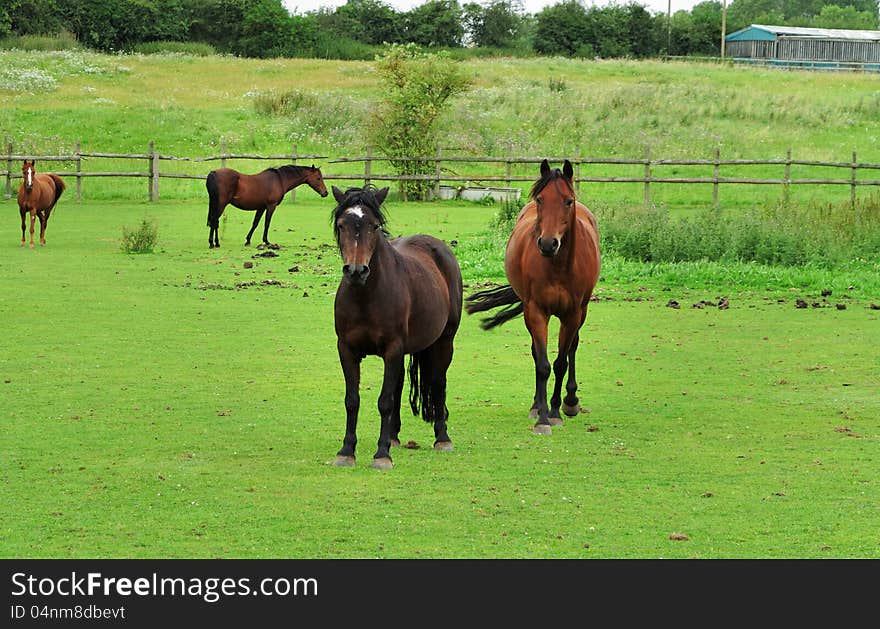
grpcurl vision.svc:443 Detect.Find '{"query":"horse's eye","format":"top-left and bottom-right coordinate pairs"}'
top-left (372, 223), bottom-right (381, 231)
top-left (536, 197), bottom-right (543, 206)
top-left (565, 199), bottom-right (574, 207)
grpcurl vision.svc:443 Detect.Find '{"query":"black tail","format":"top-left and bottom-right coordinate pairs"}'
top-left (48, 174), bottom-right (65, 208)
top-left (408, 352), bottom-right (445, 424)
top-left (464, 284), bottom-right (523, 330)
top-left (206, 171), bottom-right (220, 228)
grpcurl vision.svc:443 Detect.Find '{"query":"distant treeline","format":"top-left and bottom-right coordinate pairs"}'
top-left (2, 0), bottom-right (878, 59)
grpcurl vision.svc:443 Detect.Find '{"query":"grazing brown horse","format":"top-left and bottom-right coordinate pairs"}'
top-left (331, 185), bottom-right (463, 469)
top-left (17, 160), bottom-right (65, 248)
top-left (205, 164), bottom-right (328, 248)
top-left (465, 159), bottom-right (601, 435)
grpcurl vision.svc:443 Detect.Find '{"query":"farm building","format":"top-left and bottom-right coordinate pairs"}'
top-left (725, 24), bottom-right (880, 71)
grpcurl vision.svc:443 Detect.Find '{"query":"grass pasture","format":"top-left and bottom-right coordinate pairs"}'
top-left (1, 196), bottom-right (878, 558)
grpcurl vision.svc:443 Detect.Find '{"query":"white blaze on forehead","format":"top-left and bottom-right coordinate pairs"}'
top-left (26, 168), bottom-right (32, 186)
top-left (345, 206), bottom-right (365, 219)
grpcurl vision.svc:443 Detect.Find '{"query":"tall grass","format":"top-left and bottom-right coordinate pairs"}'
top-left (597, 194), bottom-right (880, 268)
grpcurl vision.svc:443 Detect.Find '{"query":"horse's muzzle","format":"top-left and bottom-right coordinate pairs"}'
top-left (342, 263), bottom-right (370, 285)
top-left (537, 236), bottom-right (560, 257)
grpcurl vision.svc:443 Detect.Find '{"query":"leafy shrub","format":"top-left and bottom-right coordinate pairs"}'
top-left (121, 219), bottom-right (158, 254)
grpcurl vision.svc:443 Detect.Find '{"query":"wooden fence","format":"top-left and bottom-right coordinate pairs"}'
top-left (3, 140), bottom-right (880, 209)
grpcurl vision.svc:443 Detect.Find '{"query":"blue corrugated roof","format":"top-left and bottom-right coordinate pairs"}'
top-left (726, 24), bottom-right (880, 42)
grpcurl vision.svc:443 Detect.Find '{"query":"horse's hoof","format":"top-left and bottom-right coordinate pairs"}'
top-left (433, 441), bottom-right (454, 452)
top-left (532, 424), bottom-right (553, 435)
top-left (332, 455), bottom-right (355, 467)
top-left (562, 402), bottom-right (580, 417)
top-left (549, 415), bottom-right (564, 426)
top-left (371, 457), bottom-right (393, 470)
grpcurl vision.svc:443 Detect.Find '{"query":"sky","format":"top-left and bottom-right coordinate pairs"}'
top-left (282, 0), bottom-right (704, 19)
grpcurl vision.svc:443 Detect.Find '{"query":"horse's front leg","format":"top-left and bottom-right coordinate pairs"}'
top-left (523, 303), bottom-right (552, 434)
top-left (28, 209), bottom-right (36, 249)
top-left (390, 359), bottom-right (404, 448)
top-left (549, 312), bottom-right (582, 423)
top-left (373, 349), bottom-right (404, 469)
top-left (261, 205), bottom-right (278, 248)
top-left (333, 342), bottom-right (361, 467)
top-left (20, 209), bottom-right (26, 247)
top-left (245, 208), bottom-right (266, 246)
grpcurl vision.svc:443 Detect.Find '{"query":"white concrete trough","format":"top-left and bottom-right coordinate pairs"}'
top-left (435, 185), bottom-right (522, 203)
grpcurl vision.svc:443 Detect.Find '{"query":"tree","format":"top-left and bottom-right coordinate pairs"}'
top-left (533, 0), bottom-right (590, 56)
top-left (811, 3), bottom-right (879, 27)
top-left (10, 0), bottom-right (64, 36)
top-left (235, 0), bottom-right (294, 58)
top-left (463, 0), bottom-right (525, 48)
top-left (368, 43), bottom-right (471, 199)
top-left (332, 0), bottom-right (402, 45)
top-left (402, 0), bottom-right (465, 47)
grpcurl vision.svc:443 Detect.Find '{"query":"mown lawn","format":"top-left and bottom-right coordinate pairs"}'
top-left (1, 197), bottom-right (877, 558)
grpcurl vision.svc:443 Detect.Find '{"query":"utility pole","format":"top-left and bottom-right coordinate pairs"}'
top-left (721, 0), bottom-right (727, 60)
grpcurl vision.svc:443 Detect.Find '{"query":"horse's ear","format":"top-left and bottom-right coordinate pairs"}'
top-left (332, 186), bottom-right (346, 204)
top-left (375, 187), bottom-right (389, 205)
top-left (540, 159), bottom-right (550, 177)
top-left (563, 160), bottom-right (574, 181)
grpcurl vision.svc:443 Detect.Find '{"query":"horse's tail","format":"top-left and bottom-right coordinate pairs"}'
top-left (206, 171), bottom-right (220, 228)
top-left (408, 351), bottom-right (446, 424)
top-left (464, 284), bottom-right (523, 330)
top-left (47, 174), bottom-right (65, 208)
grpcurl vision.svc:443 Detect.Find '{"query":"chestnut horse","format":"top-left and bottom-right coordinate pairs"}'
top-left (18, 160), bottom-right (65, 248)
top-left (205, 164), bottom-right (328, 248)
top-left (331, 185), bottom-right (463, 469)
top-left (465, 159), bottom-right (601, 435)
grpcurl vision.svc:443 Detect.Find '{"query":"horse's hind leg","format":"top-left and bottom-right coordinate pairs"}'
top-left (548, 314), bottom-right (582, 423)
top-left (38, 211), bottom-right (48, 246)
top-left (561, 332), bottom-right (581, 417)
top-left (19, 209), bottom-right (26, 247)
top-left (428, 337), bottom-right (455, 451)
top-left (245, 209), bottom-right (266, 246)
top-left (390, 360), bottom-right (404, 448)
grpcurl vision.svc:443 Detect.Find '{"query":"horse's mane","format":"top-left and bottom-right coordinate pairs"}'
top-left (331, 185), bottom-right (389, 241)
top-left (274, 164), bottom-right (315, 176)
top-left (529, 168), bottom-right (573, 200)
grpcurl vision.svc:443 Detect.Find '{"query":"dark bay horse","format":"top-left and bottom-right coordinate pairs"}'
top-left (331, 185), bottom-right (463, 469)
top-left (465, 159), bottom-right (601, 435)
top-left (205, 164), bottom-right (328, 248)
top-left (17, 160), bottom-right (65, 248)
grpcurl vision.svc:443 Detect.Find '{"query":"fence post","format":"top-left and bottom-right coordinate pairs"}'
top-left (505, 144), bottom-right (512, 190)
top-left (290, 142), bottom-right (297, 203)
top-left (851, 151), bottom-right (857, 209)
top-left (148, 141), bottom-right (159, 201)
top-left (435, 144), bottom-right (442, 200)
top-left (643, 145), bottom-right (651, 209)
top-left (220, 140), bottom-right (227, 169)
top-left (783, 148), bottom-right (791, 204)
top-left (5, 138), bottom-right (12, 199)
top-left (75, 140), bottom-right (82, 201)
top-left (575, 148), bottom-right (581, 196)
top-left (364, 146), bottom-right (372, 188)
top-left (713, 147), bottom-right (720, 209)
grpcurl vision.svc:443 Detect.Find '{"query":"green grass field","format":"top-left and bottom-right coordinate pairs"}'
top-left (1, 196), bottom-right (877, 558)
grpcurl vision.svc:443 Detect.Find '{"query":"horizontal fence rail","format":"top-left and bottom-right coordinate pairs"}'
top-left (3, 140), bottom-right (879, 208)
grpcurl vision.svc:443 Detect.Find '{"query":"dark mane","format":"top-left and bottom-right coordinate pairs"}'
top-left (331, 185), bottom-right (389, 241)
top-left (275, 164), bottom-right (313, 176)
top-left (529, 168), bottom-right (572, 200)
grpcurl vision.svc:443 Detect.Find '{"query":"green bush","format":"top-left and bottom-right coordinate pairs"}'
top-left (121, 218), bottom-right (159, 254)
top-left (133, 41), bottom-right (216, 56)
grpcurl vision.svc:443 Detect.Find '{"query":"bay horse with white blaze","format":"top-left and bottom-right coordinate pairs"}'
top-left (331, 185), bottom-right (463, 469)
top-left (205, 164), bottom-right (327, 248)
top-left (18, 160), bottom-right (65, 248)
top-left (465, 159), bottom-right (601, 435)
